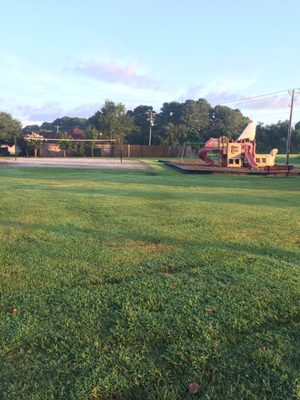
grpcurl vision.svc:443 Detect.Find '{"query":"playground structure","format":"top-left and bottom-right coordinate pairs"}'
top-left (198, 122), bottom-right (278, 169)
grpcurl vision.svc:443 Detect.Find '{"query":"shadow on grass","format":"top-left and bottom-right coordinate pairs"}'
top-left (1, 218), bottom-right (298, 264)
top-left (2, 182), bottom-right (299, 211)
top-left (1, 165), bottom-right (299, 193)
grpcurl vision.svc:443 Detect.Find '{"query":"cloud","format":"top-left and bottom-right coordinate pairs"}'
top-left (73, 60), bottom-right (159, 89)
top-left (14, 103), bottom-right (64, 122)
top-left (9, 101), bottom-right (103, 126)
top-left (176, 87), bottom-right (247, 108)
top-left (178, 78), bottom-right (256, 105)
top-left (183, 85), bottom-right (204, 100)
top-left (205, 89), bottom-right (241, 106)
top-left (188, 87), bottom-right (291, 111)
top-left (21, 120), bottom-right (44, 128)
top-left (67, 102), bottom-right (100, 118)
top-left (234, 94), bottom-right (291, 110)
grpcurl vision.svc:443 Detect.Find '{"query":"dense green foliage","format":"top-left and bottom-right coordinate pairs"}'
top-left (58, 132), bottom-right (73, 157)
top-left (40, 117), bottom-right (88, 132)
top-left (256, 121), bottom-right (300, 153)
top-left (89, 101), bottom-right (134, 142)
top-left (0, 112), bottom-right (22, 145)
top-left (21, 99), bottom-right (300, 153)
top-left (0, 164), bottom-right (299, 400)
top-left (22, 99), bottom-right (250, 145)
top-left (126, 105), bottom-right (155, 145)
top-left (25, 133), bottom-right (45, 157)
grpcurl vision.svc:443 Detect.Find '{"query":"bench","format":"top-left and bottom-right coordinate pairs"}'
top-left (264, 165), bottom-right (294, 176)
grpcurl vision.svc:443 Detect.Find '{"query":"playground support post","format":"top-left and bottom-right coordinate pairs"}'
top-left (286, 89), bottom-right (295, 165)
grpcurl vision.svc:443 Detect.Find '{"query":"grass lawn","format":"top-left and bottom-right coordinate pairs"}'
top-left (0, 161), bottom-right (299, 400)
top-left (276, 154), bottom-right (300, 168)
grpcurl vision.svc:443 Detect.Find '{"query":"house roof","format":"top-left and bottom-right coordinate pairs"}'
top-left (66, 128), bottom-right (86, 139)
top-left (23, 129), bottom-right (88, 140)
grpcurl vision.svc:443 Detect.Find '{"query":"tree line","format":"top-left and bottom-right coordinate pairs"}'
top-left (1, 98), bottom-right (300, 154)
top-left (22, 99), bottom-right (251, 145)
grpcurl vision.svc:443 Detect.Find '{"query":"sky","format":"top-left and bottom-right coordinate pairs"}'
top-left (0, 0), bottom-right (300, 127)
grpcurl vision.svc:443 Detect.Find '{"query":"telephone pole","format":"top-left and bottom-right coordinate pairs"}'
top-left (286, 89), bottom-right (295, 165)
top-left (146, 111), bottom-right (156, 146)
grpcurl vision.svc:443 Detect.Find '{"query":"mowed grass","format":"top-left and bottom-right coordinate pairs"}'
top-left (276, 154), bottom-right (300, 168)
top-left (0, 162), bottom-right (299, 400)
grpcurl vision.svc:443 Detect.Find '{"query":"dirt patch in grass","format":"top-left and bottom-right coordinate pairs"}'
top-left (0, 157), bottom-right (151, 170)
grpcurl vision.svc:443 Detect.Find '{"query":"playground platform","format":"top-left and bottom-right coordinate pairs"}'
top-left (160, 160), bottom-right (300, 176)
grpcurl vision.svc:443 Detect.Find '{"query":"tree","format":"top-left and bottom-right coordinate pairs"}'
top-left (86, 128), bottom-right (101, 156)
top-left (255, 121), bottom-right (296, 153)
top-left (159, 122), bottom-right (186, 145)
top-left (59, 132), bottom-right (73, 157)
top-left (0, 112), bottom-right (22, 145)
top-left (291, 121), bottom-right (300, 152)
top-left (25, 133), bottom-right (44, 157)
top-left (89, 101), bottom-right (134, 143)
top-left (157, 99), bottom-right (211, 144)
top-left (40, 122), bottom-right (54, 131)
top-left (180, 99), bottom-right (211, 142)
top-left (157, 102), bottom-right (185, 144)
top-left (23, 124), bottom-right (40, 134)
top-left (75, 142), bottom-right (86, 157)
top-left (52, 116), bottom-right (88, 131)
top-left (209, 106), bottom-right (250, 139)
top-left (40, 117), bottom-right (88, 132)
top-left (126, 105), bottom-right (154, 144)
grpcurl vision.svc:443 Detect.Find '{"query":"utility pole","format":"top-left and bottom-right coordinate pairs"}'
top-left (286, 89), bottom-right (295, 165)
top-left (146, 111), bottom-right (156, 146)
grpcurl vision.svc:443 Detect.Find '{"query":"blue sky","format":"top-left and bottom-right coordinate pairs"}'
top-left (0, 0), bottom-right (299, 126)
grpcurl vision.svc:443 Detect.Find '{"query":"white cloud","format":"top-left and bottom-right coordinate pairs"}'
top-left (0, 49), bottom-right (294, 126)
top-left (178, 78), bottom-right (257, 105)
top-left (72, 59), bottom-right (161, 90)
top-left (235, 94), bottom-right (291, 110)
top-left (21, 120), bottom-right (44, 128)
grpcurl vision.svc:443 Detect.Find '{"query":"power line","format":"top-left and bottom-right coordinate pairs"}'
top-left (245, 109), bottom-right (300, 118)
top-left (221, 89), bottom-right (291, 105)
top-left (221, 88), bottom-right (299, 105)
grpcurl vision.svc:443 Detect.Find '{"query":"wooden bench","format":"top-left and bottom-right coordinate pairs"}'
top-left (264, 165), bottom-right (294, 176)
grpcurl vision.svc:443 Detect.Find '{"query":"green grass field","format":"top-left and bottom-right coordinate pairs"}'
top-left (0, 161), bottom-right (299, 400)
top-left (276, 154), bottom-right (300, 168)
